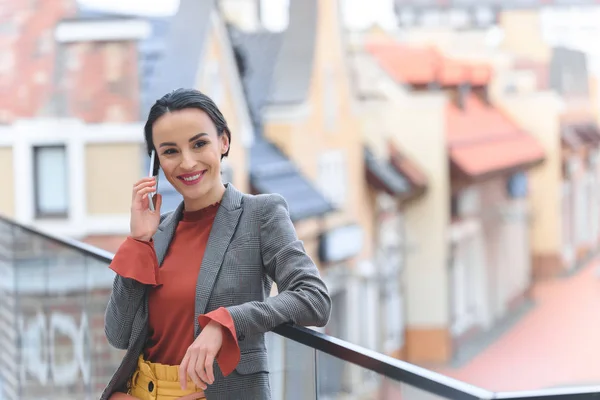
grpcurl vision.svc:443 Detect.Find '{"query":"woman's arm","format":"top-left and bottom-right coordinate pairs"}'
top-left (104, 237), bottom-right (161, 349)
top-left (226, 194), bottom-right (332, 337)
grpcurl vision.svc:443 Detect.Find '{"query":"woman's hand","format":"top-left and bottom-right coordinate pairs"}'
top-left (179, 320), bottom-right (224, 391)
top-left (130, 177), bottom-right (162, 242)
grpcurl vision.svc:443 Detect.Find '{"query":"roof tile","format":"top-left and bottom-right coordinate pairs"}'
top-left (447, 95), bottom-right (545, 177)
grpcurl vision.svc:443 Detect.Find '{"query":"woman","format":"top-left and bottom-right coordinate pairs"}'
top-left (101, 88), bottom-right (332, 400)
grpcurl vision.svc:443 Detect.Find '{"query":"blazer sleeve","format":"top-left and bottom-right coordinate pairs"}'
top-left (226, 194), bottom-right (332, 337)
top-left (104, 213), bottom-right (170, 350)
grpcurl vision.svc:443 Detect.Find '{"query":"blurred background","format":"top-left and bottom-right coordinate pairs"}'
top-left (2, 0), bottom-right (600, 399)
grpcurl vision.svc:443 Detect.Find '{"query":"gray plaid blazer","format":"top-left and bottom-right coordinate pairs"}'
top-left (101, 184), bottom-right (331, 400)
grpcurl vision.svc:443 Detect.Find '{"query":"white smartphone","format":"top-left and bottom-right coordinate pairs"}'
top-left (148, 150), bottom-right (159, 211)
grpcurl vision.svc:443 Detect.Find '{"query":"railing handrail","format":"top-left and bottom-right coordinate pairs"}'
top-left (2, 214), bottom-right (600, 399)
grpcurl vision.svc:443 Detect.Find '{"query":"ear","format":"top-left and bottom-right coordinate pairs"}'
top-left (220, 133), bottom-right (230, 154)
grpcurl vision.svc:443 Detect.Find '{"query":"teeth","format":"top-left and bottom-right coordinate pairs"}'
top-left (183, 173), bottom-right (201, 181)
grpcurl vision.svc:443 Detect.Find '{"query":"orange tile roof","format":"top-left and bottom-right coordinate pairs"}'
top-left (365, 40), bottom-right (492, 87)
top-left (447, 95), bottom-right (545, 177)
top-left (366, 42), bottom-right (438, 85)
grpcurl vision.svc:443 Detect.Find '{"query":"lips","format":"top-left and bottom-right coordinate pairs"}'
top-left (177, 170), bottom-right (206, 186)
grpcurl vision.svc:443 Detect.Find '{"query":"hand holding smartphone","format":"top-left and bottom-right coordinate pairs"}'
top-left (148, 150), bottom-right (160, 211)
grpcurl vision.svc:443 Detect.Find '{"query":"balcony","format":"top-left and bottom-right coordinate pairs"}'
top-left (0, 215), bottom-right (599, 400)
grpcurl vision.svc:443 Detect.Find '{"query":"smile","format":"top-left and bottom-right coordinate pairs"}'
top-left (177, 170), bottom-right (206, 186)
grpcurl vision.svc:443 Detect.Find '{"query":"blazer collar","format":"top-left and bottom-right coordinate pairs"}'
top-left (153, 183), bottom-right (243, 265)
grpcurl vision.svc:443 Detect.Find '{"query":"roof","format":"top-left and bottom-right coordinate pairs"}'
top-left (365, 39), bottom-right (492, 87)
top-left (267, 0), bottom-right (317, 104)
top-left (364, 147), bottom-right (411, 196)
top-left (229, 30), bottom-right (283, 125)
top-left (231, 0), bottom-right (317, 113)
top-left (447, 94), bottom-right (545, 178)
top-left (142, 0), bottom-right (214, 116)
top-left (229, 0), bottom-right (330, 221)
top-left (250, 139), bottom-right (333, 221)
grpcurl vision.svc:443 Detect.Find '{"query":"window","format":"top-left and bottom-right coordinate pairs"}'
top-left (318, 150), bottom-right (347, 208)
top-left (33, 146), bottom-right (69, 218)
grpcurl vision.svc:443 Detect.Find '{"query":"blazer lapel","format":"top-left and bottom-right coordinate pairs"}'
top-left (194, 184), bottom-right (243, 336)
top-left (153, 202), bottom-right (184, 266)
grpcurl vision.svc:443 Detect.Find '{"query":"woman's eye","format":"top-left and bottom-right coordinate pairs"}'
top-left (194, 141), bottom-right (207, 148)
top-left (163, 149), bottom-right (177, 155)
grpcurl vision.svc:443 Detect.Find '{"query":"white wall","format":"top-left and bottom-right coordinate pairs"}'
top-left (0, 119), bottom-right (144, 238)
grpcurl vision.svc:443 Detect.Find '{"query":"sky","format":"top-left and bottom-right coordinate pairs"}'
top-left (77, 0), bottom-right (179, 16)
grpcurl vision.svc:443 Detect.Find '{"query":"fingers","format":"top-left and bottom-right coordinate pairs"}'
top-left (131, 177), bottom-right (156, 199)
top-left (186, 351), bottom-right (207, 391)
top-left (203, 352), bottom-right (215, 385)
top-left (179, 352), bottom-right (190, 390)
top-left (132, 183), bottom-right (157, 209)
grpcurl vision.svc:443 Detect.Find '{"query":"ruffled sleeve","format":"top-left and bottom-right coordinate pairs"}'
top-left (108, 237), bottom-right (161, 286)
top-left (198, 307), bottom-right (240, 376)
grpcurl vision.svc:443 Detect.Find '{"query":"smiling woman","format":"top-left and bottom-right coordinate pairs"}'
top-left (101, 88), bottom-right (332, 400)
top-left (145, 90), bottom-right (231, 212)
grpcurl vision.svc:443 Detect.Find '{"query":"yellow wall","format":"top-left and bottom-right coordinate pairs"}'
top-left (496, 93), bottom-right (563, 254)
top-left (85, 143), bottom-right (142, 215)
top-left (0, 147), bottom-right (15, 218)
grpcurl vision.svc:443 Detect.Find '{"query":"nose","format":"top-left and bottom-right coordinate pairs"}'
top-left (180, 150), bottom-right (197, 171)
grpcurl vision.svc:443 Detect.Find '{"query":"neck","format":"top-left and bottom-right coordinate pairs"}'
top-left (183, 182), bottom-right (226, 212)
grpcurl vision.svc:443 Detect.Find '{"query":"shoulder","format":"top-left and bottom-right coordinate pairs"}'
top-left (240, 193), bottom-right (291, 226)
top-left (241, 192), bottom-right (288, 212)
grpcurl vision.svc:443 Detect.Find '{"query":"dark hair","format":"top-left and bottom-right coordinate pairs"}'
top-left (144, 88), bottom-right (231, 159)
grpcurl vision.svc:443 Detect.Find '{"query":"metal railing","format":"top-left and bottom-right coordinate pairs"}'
top-left (1, 214), bottom-right (599, 399)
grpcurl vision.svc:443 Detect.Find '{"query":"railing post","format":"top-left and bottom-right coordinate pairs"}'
top-left (0, 221), bottom-right (19, 400)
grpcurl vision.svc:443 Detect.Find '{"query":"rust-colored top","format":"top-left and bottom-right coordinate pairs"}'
top-left (109, 203), bottom-right (240, 375)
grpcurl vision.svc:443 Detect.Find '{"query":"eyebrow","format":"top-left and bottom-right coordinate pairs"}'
top-left (159, 133), bottom-right (208, 148)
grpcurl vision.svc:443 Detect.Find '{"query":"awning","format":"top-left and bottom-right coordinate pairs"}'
top-left (573, 123), bottom-right (600, 146)
top-left (561, 125), bottom-right (584, 149)
top-left (447, 94), bottom-right (545, 179)
top-left (250, 139), bottom-right (333, 222)
top-left (364, 147), bottom-right (410, 196)
top-left (389, 142), bottom-right (428, 198)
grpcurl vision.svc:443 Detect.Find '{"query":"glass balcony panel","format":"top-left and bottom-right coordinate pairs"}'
top-left (316, 350), bottom-right (450, 400)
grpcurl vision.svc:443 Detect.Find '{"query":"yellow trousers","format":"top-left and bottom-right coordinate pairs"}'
top-left (128, 356), bottom-right (206, 400)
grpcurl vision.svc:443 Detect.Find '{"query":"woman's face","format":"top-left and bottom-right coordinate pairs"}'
top-left (152, 108), bottom-right (229, 209)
